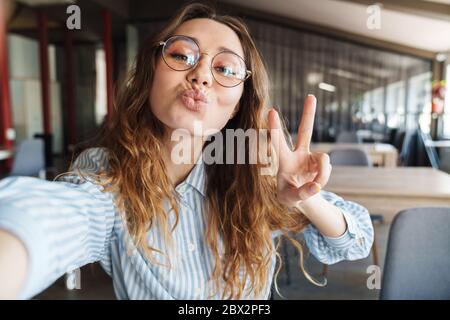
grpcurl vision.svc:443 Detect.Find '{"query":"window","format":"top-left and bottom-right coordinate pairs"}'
top-left (95, 48), bottom-right (107, 126)
top-left (444, 64), bottom-right (450, 138)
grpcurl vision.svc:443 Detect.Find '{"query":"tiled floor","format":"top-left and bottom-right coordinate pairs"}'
top-left (34, 222), bottom-right (390, 300)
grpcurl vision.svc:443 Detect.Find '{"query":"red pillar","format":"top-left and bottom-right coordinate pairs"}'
top-left (37, 10), bottom-right (51, 135)
top-left (0, 0), bottom-right (13, 150)
top-left (64, 28), bottom-right (76, 147)
top-left (102, 9), bottom-right (113, 122)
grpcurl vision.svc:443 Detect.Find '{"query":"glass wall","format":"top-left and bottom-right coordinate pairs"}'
top-left (444, 64), bottom-right (450, 138)
top-left (245, 18), bottom-right (432, 141)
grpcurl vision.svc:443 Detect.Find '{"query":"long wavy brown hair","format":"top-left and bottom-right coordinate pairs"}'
top-left (63, 2), bottom-right (322, 299)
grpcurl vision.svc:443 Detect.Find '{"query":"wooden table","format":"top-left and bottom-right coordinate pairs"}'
top-left (326, 166), bottom-right (450, 223)
top-left (0, 149), bottom-right (13, 161)
top-left (311, 143), bottom-right (398, 167)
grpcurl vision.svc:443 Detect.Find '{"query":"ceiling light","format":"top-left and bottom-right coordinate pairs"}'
top-left (436, 53), bottom-right (448, 62)
top-left (307, 72), bottom-right (323, 85)
top-left (318, 82), bottom-right (336, 92)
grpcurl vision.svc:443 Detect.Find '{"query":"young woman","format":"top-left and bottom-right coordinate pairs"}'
top-left (0, 3), bottom-right (373, 300)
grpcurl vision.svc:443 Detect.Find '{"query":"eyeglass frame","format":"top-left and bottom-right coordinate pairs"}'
top-left (157, 35), bottom-right (252, 88)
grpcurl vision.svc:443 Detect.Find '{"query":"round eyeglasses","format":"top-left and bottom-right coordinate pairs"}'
top-left (158, 35), bottom-right (252, 88)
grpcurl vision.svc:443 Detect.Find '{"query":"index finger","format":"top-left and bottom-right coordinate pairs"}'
top-left (295, 94), bottom-right (317, 151)
top-left (268, 108), bottom-right (291, 164)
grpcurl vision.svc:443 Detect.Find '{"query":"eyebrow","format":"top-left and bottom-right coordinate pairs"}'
top-left (189, 36), bottom-right (241, 57)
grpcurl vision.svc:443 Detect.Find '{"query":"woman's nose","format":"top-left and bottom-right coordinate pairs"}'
top-left (186, 55), bottom-right (213, 87)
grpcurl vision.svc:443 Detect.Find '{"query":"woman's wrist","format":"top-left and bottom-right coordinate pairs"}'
top-left (295, 194), bottom-right (348, 238)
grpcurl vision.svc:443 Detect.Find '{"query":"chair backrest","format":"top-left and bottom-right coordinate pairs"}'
top-left (336, 131), bottom-right (362, 143)
top-left (10, 139), bottom-right (45, 177)
top-left (393, 129), bottom-right (406, 152)
top-left (329, 148), bottom-right (372, 167)
top-left (399, 130), bottom-right (417, 166)
top-left (399, 129), bottom-right (440, 168)
top-left (418, 129), bottom-right (440, 169)
top-left (380, 207), bottom-right (450, 299)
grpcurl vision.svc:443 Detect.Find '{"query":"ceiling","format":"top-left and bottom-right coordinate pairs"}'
top-left (221, 0), bottom-right (450, 53)
top-left (6, 0), bottom-right (450, 54)
top-left (7, 0), bottom-right (127, 43)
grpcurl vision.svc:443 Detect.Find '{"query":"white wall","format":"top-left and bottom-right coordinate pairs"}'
top-left (7, 34), bottom-right (63, 154)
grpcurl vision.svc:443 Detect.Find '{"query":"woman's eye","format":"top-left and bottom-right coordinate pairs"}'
top-left (170, 53), bottom-right (196, 65)
top-left (215, 66), bottom-right (236, 77)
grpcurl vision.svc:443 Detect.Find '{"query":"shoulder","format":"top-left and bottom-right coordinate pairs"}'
top-left (70, 147), bottom-right (110, 172)
top-left (57, 147), bottom-right (111, 184)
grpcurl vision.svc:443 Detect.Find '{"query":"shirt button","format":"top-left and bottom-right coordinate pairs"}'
top-left (188, 243), bottom-right (195, 252)
top-left (195, 287), bottom-right (202, 296)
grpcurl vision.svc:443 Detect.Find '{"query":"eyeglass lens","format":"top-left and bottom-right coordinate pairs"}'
top-left (162, 36), bottom-right (248, 87)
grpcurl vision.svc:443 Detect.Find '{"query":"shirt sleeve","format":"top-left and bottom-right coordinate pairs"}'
top-left (301, 190), bottom-right (374, 265)
top-left (0, 148), bottom-right (116, 299)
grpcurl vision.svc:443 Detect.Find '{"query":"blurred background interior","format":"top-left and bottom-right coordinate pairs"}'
top-left (0, 0), bottom-right (449, 300)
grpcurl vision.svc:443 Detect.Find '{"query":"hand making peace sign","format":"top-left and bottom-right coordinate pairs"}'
top-left (268, 95), bottom-right (332, 209)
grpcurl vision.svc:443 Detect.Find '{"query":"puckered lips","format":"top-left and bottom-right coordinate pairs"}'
top-left (180, 89), bottom-right (209, 112)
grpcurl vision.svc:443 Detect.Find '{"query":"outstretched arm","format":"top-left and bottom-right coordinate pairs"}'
top-left (0, 174), bottom-right (116, 299)
top-left (0, 229), bottom-right (28, 299)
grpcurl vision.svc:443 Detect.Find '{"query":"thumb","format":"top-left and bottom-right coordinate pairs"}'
top-left (297, 182), bottom-right (321, 200)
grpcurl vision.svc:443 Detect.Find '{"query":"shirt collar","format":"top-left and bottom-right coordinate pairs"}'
top-left (184, 152), bottom-right (206, 197)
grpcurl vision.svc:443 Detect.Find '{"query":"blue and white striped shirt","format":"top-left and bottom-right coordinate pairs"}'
top-left (0, 147), bottom-right (374, 299)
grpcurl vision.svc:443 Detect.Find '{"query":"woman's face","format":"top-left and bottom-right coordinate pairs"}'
top-left (149, 18), bottom-right (245, 137)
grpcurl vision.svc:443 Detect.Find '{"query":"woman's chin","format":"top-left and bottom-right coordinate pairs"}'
top-left (157, 109), bottom-right (221, 137)
top-left (166, 121), bottom-right (205, 137)
top-left (170, 123), bottom-right (222, 139)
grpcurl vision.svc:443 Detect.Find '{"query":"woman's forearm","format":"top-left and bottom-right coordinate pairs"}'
top-left (296, 193), bottom-right (347, 238)
top-left (0, 229), bottom-right (28, 299)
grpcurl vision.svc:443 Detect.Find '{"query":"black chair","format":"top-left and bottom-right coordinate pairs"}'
top-left (418, 129), bottom-right (440, 169)
top-left (393, 130), bottom-right (406, 152)
top-left (399, 130), bottom-right (416, 166)
top-left (329, 148), bottom-right (372, 167)
top-left (399, 129), bottom-right (440, 169)
top-left (10, 139), bottom-right (45, 178)
top-left (380, 207), bottom-right (450, 299)
top-left (336, 131), bottom-right (362, 143)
